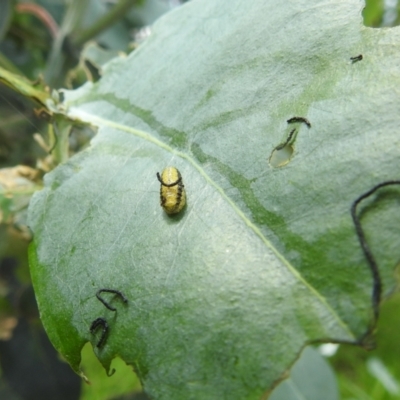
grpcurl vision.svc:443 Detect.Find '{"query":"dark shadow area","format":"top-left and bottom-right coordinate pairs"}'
top-left (0, 256), bottom-right (81, 400)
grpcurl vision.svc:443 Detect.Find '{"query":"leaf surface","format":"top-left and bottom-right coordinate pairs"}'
top-left (28, 1), bottom-right (400, 399)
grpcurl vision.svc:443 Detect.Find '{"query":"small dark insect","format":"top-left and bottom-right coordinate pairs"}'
top-left (351, 180), bottom-right (400, 320)
top-left (350, 54), bottom-right (363, 63)
top-left (287, 116), bottom-right (311, 128)
top-left (90, 317), bottom-right (109, 348)
top-left (157, 167), bottom-right (186, 214)
top-left (96, 289), bottom-right (128, 312)
top-left (276, 128), bottom-right (297, 150)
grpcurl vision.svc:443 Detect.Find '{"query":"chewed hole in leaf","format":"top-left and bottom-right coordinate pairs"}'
top-left (269, 144), bottom-right (294, 168)
top-left (269, 128), bottom-right (297, 168)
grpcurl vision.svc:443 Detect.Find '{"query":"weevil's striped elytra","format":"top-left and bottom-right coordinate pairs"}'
top-left (156, 167), bottom-right (186, 215)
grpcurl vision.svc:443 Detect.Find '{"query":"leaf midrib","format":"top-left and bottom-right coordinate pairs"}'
top-left (66, 106), bottom-right (355, 339)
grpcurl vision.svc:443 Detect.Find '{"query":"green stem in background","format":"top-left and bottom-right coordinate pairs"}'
top-left (44, 1), bottom-right (88, 87)
top-left (72, 0), bottom-right (139, 47)
top-left (0, 52), bottom-right (24, 76)
top-left (51, 116), bottom-right (71, 165)
top-left (0, 66), bottom-right (50, 107)
top-left (0, 0), bottom-right (12, 41)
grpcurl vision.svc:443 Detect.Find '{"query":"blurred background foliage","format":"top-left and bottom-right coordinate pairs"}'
top-left (0, 0), bottom-right (399, 399)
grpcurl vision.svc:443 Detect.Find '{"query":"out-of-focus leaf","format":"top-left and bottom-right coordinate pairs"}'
top-left (127, 0), bottom-right (176, 27)
top-left (269, 347), bottom-right (339, 400)
top-left (363, 0), bottom-right (384, 27)
top-left (82, 43), bottom-right (123, 69)
top-left (67, 42), bottom-right (125, 86)
top-left (76, 0), bottom-right (134, 50)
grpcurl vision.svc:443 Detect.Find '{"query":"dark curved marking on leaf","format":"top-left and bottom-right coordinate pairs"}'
top-left (350, 54), bottom-right (363, 63)
top-left (287, 116), bottom-right (311, 128)
top-left (96, 288), bottom-right (128, 312)
top-left (351, 180), bottom-right (400, 320)
top-left (90, 317), bottom-right (109, 348)
top-left (156, 172), bottom-right (182, 187)
top-left (275, 128), bottom-right (297, 150)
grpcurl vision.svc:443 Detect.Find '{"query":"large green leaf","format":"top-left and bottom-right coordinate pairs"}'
top-left (28, 0), bottom-right (400, 399)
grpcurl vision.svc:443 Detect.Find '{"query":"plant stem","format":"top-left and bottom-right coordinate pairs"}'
top-left (51, 116), bottom-right (71, 165)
